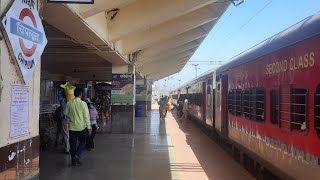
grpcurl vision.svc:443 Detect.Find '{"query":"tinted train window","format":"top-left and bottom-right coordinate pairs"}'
top-left (244, 88), bottom-right (265, 122)
top-left (244, 89), bottom-right (252, 119)
top-left (235, 90), bottom-right (242, 116)
top-left (228, 89), bottom-right (242, 116)
top-left (315, 85), bottom-right (320, 137)
top-left (270, 89), bottom-right (279, 124)
top-left (255, 88), bottom-right (265, 121)
top-left (291, 88), bottom-right (308, 130)
top-left (228, 91), bottom-right (234, 115)
top-left (280, 86), bottom-right (308, 131)
top-left (279, 85), bottom-right (291, 129)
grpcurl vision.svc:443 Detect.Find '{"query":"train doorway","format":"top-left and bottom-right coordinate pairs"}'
top-left (221, 74), bottom-right (229, 137)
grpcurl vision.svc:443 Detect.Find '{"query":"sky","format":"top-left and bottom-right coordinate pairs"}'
top-left (154, 0), bottom-right (320, 94)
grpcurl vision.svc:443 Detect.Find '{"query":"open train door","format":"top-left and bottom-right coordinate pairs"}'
top-left (202, 82), bottom-right (207, 123)
top-left (215, 74), bottom-right (228, 137)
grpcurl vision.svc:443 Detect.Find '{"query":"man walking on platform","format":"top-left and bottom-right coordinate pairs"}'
top-left (65, 88), bottom-right (91, 166)
top-left (54, 91), bottom-right (70, 154)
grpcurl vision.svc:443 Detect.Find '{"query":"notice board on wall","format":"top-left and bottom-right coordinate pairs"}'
top-left (10, 85), bottom-right (29, 138)
top-left (111, 74), bottom-right (134, 105)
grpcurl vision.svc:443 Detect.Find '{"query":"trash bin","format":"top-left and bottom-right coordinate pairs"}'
top-left (136, 104), bottom-right (143, 117)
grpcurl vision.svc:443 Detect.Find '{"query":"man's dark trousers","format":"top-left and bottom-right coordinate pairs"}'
top-left (69, 129), bottom-right (87, 159)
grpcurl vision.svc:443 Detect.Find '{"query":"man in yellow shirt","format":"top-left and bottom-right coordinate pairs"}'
top-left (65, 88), bottom-right (92, 166)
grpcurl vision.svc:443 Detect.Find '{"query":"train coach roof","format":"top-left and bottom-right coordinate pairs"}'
top-left (216, 12), bottom-right (320, 74)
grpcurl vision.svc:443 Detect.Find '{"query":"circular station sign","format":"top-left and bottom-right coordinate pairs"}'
top-left (2, 0), bottom-right (47, 83)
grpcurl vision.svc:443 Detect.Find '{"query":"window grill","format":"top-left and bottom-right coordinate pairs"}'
top-left (270, 89), bottom-right (279, 124)
top-left (255, 88), bottom-right (265, 121)
top-left (244, 88), bottom-right (265, 121)
top-left (228, 91), bottom-right (234, 115)
top-left (279, 85), bottom-right (308, 131)
top-left (315, 85), bottom-right (320, 137)
top-left (228, 89), bottom-right (242, 116)
top-left (279, 85), bottom-right (291, 129)
top-left (234, 89), bottom-right (242, 116)
top-left (291, 88), bottom-right (307, 130)
top-left (244, 89), bottom-right (252, 119)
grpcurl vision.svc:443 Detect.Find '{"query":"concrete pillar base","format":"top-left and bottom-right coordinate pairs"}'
top-left (111, 105), bottom-right (134, 134)
top-left (147, 101), bottom-right (152, 111)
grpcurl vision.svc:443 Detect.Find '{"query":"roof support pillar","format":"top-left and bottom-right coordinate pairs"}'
top-left (111, 64), bottom-right (136, 134)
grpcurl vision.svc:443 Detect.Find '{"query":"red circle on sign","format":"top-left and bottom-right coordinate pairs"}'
top-left (19, 8), bottom-right (37, 57)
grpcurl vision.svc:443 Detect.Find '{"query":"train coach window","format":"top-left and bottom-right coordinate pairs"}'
top-left (244, 88), bottom-right (265, 121)
top-left (270, 89), bottom-right (279, 124)
top-left (228, 91), bottom-right (234, 115)
top-left (228, 89), bottom-right (242, 116)
top-left (255, 88), bottom-right (265, 121)
top-left (291, 88), bottom-right (308, 131)
top-left (235, 89), bottom-right (242, 116)
top-left (315, 85), bottom-right (320, 137)
top-left (244, 89), bottom-right (252, 119)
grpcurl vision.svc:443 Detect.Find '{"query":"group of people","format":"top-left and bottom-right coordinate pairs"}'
top-left (54, 88), bottom-right (110, 166)
top-left (158, 96), bottom-right (174, 120)
top-left (157, 96), bottom-right (189, 122)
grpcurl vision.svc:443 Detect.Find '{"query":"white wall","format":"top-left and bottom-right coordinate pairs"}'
top-left (0, 0), bottom-right (40, 148)
top-left (85, 12), bottom-right (109, 42)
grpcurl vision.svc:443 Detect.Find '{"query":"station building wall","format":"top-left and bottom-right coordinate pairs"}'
top-left (0, 0), bottom-right (41, 179)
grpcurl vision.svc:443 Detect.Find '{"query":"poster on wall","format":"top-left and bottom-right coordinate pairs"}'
top-left (2, 0), bottom-right (48, 83)
top-left (10, 85), bottom-right (29, 138)
top-left (136, 85), bottom-right (147, 101)
top-left (111, 74), bottom-right (134, 105)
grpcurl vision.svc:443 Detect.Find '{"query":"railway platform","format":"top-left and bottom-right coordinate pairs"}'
top-left (38, 105), bottom-right (253, 180)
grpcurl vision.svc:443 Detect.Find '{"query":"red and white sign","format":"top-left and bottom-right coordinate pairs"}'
top-left (2, 0), bottom-right (47, 83)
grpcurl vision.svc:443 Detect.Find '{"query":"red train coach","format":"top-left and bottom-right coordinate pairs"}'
top-left (216, 12), bottom-right (320, 179)
top-left (171, 70), bottom-right (215, 129)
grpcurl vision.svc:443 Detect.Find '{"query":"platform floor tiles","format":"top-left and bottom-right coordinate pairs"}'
top-left (39, 105), bottom-right (253, 180)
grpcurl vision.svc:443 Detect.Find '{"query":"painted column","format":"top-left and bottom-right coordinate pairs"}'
top-left (135, 78), bottom-right (147, 117)
top-left (147, 81), bottom-right (153, 111)
top-left (111, 65), bottom-right (135, 133)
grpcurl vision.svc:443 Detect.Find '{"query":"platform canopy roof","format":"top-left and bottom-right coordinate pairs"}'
top-left (42, 0), bottom-right (235, 81)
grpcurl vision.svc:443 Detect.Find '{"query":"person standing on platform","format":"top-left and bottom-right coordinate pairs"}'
top-left (54, 91), bottom-right (70, 154)
top-left (180, 99), bottom-right (189, 123)
top-left (65, 88), bottom-right (91, 166)
top-left (163, 96), bottom-right (169, 118)
top-left (100, 94), bottom-right (110, 126)
top-left (158, 96), bottom-right (167, 120)
top-left (85, 98), bottom-right (98, 151)
top-left (167, 97), bottom-right (174, 112)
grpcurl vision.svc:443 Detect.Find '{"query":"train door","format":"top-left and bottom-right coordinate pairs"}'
top-left (212, 88), bottom-right (215, 128)
top-left (221, 74), bottom-right (229, 137)
top-left (215, 76), bottom-right (222, 132)
top-left (206, 79), bottom-right (214, 127)
top-left (202, 82), bottom-right (207, 123)
top-left (221, 75), bottom-right (228, 137)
